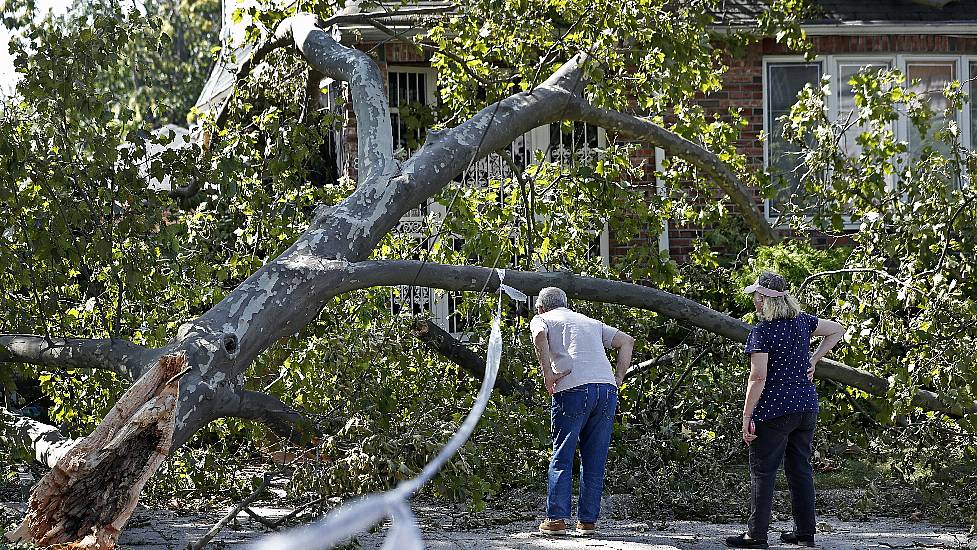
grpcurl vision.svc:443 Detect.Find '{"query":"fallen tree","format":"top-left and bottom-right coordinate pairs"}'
top-left (1, 5), bottom-right (973, 549)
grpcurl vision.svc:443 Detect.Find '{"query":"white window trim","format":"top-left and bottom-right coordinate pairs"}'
top-left (655, 147), bottom-right (669, 254)
top-left (762, 53), bottom-right (976, 228)
top-left (962, 56), bottom-right (975, 152)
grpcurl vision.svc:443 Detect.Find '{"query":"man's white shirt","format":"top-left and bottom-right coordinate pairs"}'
top-left (530, 307), bottom-right (619, 393)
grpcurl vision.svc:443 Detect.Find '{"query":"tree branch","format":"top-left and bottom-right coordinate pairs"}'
top-left (798, 268), bottom-right (925, 296)
top-left (567, 100), bottom-right (778, 245)
top-left (320, 6), bottom-right (453, 27)
top-left (1, 408), bottom-right (79, 468)
top-left (224, 390), bottom-right (320, 445)
top-left (340, 260), bottom-right (976, 417)
top-left (188, 472), bottom-right (274, 550)
top-left (0, 335), bottom-right (149, 380)
top-left (413, 319), bottom-right (520, 395)
top-left (283, 13), bottom-right (395, 186)
top-left (623, 349), bottom-right (678, 382)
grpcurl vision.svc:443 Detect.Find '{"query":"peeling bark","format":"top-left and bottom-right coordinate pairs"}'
top-left (285, 14), bottom-right (395, 186)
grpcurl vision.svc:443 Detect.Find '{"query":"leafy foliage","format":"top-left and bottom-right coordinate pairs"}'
top-left (0, 0), bottom-right (975, 530)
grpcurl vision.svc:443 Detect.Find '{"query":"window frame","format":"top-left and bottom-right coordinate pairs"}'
top-left (761, 55), bottom-right (826, 223)
top-left (762, 53), bottom-right (976, 226)
top-left (899, 55), bottom-right (962, 162)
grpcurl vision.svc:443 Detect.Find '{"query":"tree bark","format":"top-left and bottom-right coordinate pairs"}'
top-left (0, 408), bottom-right (79, 468)
top-left (0, 335), bottom-right (149, 380)
top-left (7, 354), bottom-right (185, 549)
top-left (225, 390), bottom-right (321, 445)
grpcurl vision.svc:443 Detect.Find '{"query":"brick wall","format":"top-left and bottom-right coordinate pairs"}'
top-left (617, 34), bottom-right (977, 264)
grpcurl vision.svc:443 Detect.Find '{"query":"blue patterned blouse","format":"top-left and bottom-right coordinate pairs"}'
top-left (744, 312), bottom-right (820, 422)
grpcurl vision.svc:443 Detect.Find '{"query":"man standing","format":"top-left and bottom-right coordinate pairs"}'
top-left (530, 287), bottom-right (635, 536)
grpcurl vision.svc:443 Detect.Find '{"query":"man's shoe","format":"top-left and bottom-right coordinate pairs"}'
top-left (780, 532), bottom-right (816, 547)
top-left (725, 533), bottom-right (769, 548)
top-left (538, 518), bottom-right (569, 536)
top-left (576, 522), bottom-right (596, 535)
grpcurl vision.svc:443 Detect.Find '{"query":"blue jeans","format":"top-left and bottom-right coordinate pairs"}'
top-left (547, 383), bottom-right (618, 522)
top-left (748, 411), bottom-right (818, 542)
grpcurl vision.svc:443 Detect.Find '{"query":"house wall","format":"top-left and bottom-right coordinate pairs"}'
top-left (631, 34), bottom-right (977, 263)
top-left (348, 35), bottom-right (977, 265)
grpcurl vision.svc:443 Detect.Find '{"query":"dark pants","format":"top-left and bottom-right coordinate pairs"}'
top-left (748, 411), bottom-right (817, 542)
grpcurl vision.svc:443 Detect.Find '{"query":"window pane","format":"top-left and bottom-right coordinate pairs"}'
top-left (388, 71), bottom-right (432, 152)
top-left (907, 61), bottom-right (955, 156)
top-left (408, 72), bottom-right (418, 104)
top-left (388, 72), bottom-right (398, 107)
top-left (838, 63), bottom-right (889, 157)
top-left (767, 62), bottom-right (822, 213)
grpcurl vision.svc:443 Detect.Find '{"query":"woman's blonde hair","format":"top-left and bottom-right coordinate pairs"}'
top-left (748, 270), bottom-right (802, 321)
top-left (758, 293), bottom-right (802, 321)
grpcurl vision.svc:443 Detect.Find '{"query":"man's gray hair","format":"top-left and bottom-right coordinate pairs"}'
top-left (537, 287), bottom-right (568, 311)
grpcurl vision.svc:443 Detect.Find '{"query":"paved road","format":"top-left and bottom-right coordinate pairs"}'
top-left (356, 518), bottom-right (975, 549)
top-left (5, 501), bottom-right (975, 549)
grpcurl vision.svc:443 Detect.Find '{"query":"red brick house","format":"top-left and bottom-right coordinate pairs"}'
top-left (190, 0), bottom-right (977, 327)
top-left (623, 0), bottom-right (977, 261)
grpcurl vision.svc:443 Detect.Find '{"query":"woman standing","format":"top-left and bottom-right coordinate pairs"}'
top-left (726, 272), bottom-right (845, 549)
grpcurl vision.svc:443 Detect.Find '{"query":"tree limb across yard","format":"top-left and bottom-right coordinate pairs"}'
top-left (342, 260), bottom-right (977, 417)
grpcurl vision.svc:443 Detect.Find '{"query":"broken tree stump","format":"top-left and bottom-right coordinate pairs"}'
top-left (6, 354), bottom-right (186, 549)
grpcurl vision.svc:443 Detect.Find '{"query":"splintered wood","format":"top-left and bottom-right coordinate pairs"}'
top-left (6, 354), bottom-right (186, 549)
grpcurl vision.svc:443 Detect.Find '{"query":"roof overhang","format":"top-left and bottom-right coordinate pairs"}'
top-left (801, 21), bottom-right (977, 35)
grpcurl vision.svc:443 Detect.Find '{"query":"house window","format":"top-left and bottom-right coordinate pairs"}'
top-left (837, 62), bottom-right (890, 157)
top-left (906, 61), bottom-right (956, 158)
top-left (388, 68), bottom-right (435, 156)
top-left (766, 62), bottom-right (822, 214)
top-left (765, 56), bottom-right (974, 221)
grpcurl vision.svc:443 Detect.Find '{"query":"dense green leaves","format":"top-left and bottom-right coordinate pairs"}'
top-left (1, 0), bottom-right (975, 528)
